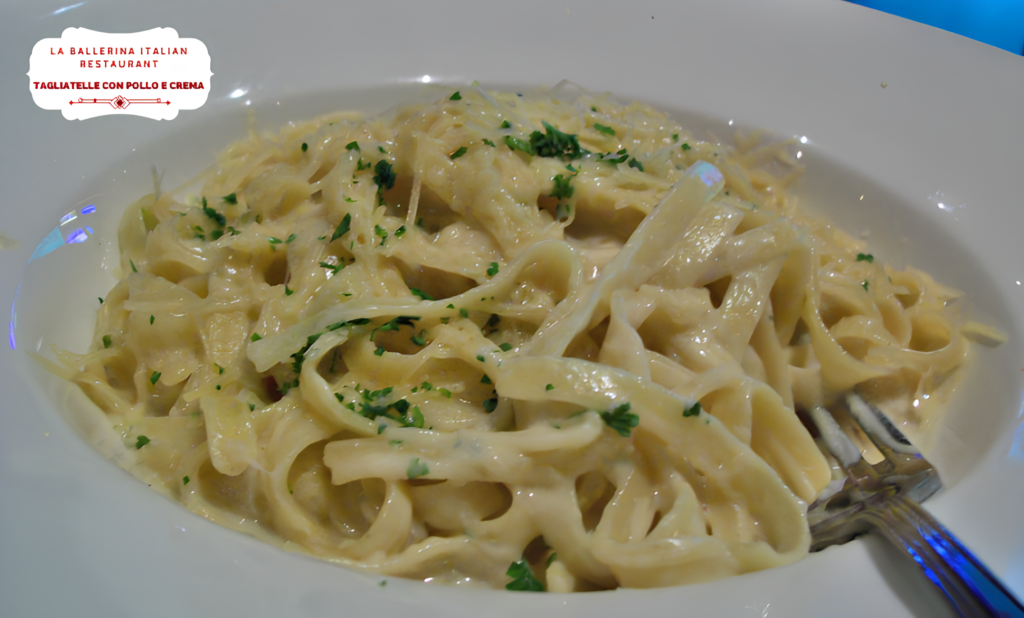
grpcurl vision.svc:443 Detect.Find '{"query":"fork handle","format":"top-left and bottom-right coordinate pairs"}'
top-left (861, 494), bottom-right (1024, 617)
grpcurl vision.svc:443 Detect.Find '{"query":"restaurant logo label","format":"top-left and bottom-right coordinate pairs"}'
top-left (28, 28), bottom-right (212, 120)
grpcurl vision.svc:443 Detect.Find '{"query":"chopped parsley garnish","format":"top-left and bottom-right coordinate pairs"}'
top-left (250, 333), bottom-right (263, 342)
top-left (449, 91), bottom-right (462, 101)
top-left (284, 285), bottom-right (294, 296)
top-left (372, 316), bottom-right (419, 339)
top-left (450, 146), bottom-right (468, 160)
top-left (99, 297), bottom-right (104, 304)
top-left (486, 314), bottom-right (500, 329)
top-left (301, 142), bottom-right (308, 152)
top-left (320, 261), bottom-right (342, 275)
top-left (487, 262), bottom-right (500, 277)
top-left (546, 552), bottom-right (558, 567)
top-left (505, 559), bottom-right (544, 592)
top-left (683, 402), bottom-right (701, 417)
top-left (628, 157), bottom-right (645, 172)
top-left (407, 458), bottom-right (429, 479)
top-left (681, 143), bottom-right (692, 151)
top-left (500, 119), bottom-right (512, 129)
top-left (102, 335), bottom-right (112, 349)
top-left (149, 315), bottom-right (155, 324)
top-left (476, 354), bottom-right (486, 363)
top-left (389, 440), bottom-right (402, 446)
top-left (483, 398), bottom-right (498, 413)
top-left (420, 381), bottom-right (434, 391)
top-left (504, 135), bottom-right (534, 155)
top-left (345, 141), bottom-right (359, 151)
top-left (373, 159), bottom-right (396, 194)
top-left (130, 259), bottom-right (138, 273)
top-left (447, 303), bottom-right (455, 309)
top-left (135, 435), bottom-right (150, 449)
top-left (459, 308), bottom-right (469, 318)
top-left (857, 253), bottom-right (874, 263)
top-left (268, 237), bottom-right (283, 245)
top-left (343, 197), bottom-right (356, 203)
top-left (410, 288), bottom-right (433, 301)
top-left (600, 402), bottom-right (639, 437)
top-left (546, 383), bottom-right (554, 391)
top-left (249, 403), bottom-right (256, 411)
top-left (378, 146), bottom-right (387, 154)
top-left (438, 387), bottom-right (453, 398)
top-left (374, 224), bottom-right (388, 246)
top-left (223, 193), bottom-right (238, 205)
top-left (672, 133), bottom-right (679, 142)
top-left (499, 343), bottom-right (513, 352)
top-left (862, 280), bottom-right (870, 291)
top-left (593, 123), bottom-right (616, 137)
top-left (216, 364), bottom-right (224, 375)
top-left (411, 331), bottom-right (427, 346)
top-left (600, 148), bottom-right (629, 164)
top-left (215, 385), bottom-right (221, 390)
top-left (374, 346), bottom-right (386, 356)
top-left (555, 203), bottom-right (571, 221)
top-left (356, 158), bottom-right (371, 172)
top-left (182, 475), bottom-right (190, 486)
top-left (481, 374), bottom-right (492, 384)
top-left (529, 121), bottom-right (582, 160)
top-left (193, 226), bottom-right (205, 240)
top-left (482, 138), bottom-right (496, 148)
top-left (203, 204), bottom-right (226, 226)
top-left (332, 213), bottom-right (352, 242)
top-left (285, 233), bottom-right (296, 243)
top-left (550, 174), bottom-right (574, 200)
top-left (149, 371), bottom-right (161, 385)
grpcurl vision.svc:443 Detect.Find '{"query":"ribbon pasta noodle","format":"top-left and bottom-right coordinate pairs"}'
top-left (57, 87), bottom-right (980, 591)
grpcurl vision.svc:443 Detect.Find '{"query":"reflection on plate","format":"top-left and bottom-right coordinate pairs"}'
top-left (2, 1), bottom-right (1024, 617)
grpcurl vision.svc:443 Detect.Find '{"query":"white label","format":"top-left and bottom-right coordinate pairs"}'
top-left (28, 28), bottom-right (213, 121)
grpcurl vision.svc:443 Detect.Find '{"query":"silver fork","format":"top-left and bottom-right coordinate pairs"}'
top-left (806, 393), bottom-right (1024, 617)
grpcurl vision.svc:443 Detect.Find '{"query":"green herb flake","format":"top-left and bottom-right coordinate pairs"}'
top-left (593, 123), bottom-right (616, 137)
top-left (135, 435), bottom-right (150, 449)
top-left (447, 303), bottom-right (455, 309)
top-left (411, 331), bottom-right (427, 346)
top-left (476, 354), bottom-right (486, 363)
top-left (438, 387), bottom-right (453, 399)
top-left (601, 402), bottom-right (639, 437)
top-left (550, 174), bottom-right (574, 200)
top-left (459, 308), bottom-right (469, 318)
top-left (530, 121), bottom-right (582, 160)
top-left (285, 285), bottom-right (294, 296)
top-left (672, 133), bottom-right (679, 142)
top-left (628, 157), bottom-right (645, 172)
top-left (182, 475), bottom-right (190, 486)
top-left (862, 280), bottom-right (870, 291)
top-left (102, 335), bottom-right (112, 349)
top-left (374, 224), bottom-right (388, 246)
top-left (202, 205), bottom-right (226, 227)
top-left (483, 398), bottom-right (498, 413)
top-left (378, 146), bottom-right (387, 154)
top-left (504, 135), bottom-right (535, 155)
top-left (268, 237), bottom-right (283, 245)
top-left (449, 91), bottom-right (462, 101)
top-left (149, 371), bottom-right (161, 385)
top-left (374, 346), bottom-right (386, 356)
top-left (487, 262), bottom-right (500, 277)
top-left (215, 384), bottom-right (221, 391)
top-left (249, 403), bottom-right (256, 411)
top-left (546, 383), bottom-right (554, 391)
top-left (857, 253), bottom-right (874, 263)
top-left (345, 141), bottom-right (360, 151)
top-left (285, 233), bottom-right (297, 244)
top-left (301, 142), bottom-right (308, 152)
top-left (500, 120), bottom-right (512, 129)
top-left (600, 148), bottom-right (629, 164)
top-left (250, 333), bottom-right (263, 342)
top-left (683, 402), bottom-right (701, 418)
top-left (389, 440), bottom-right (402, 446)
top-left (505, 559), bottom-right (544, 592)
top-left (450, 146), bottom-right (468, 160)
top-left (421, 382), bottom-right (434, 391)
top-left (130, 259), bottom-right (138, 273)
top-left (320, 261), bottom-right (341, 275)
top-left (332, 213), bottom-right (352, 242)
top-left (407, 457), bottom-right (430, 479)
top-left (481, 374), bottom-right (492, 385)
top-left (373, 159), bottom-right (396, 194)
top-left (482, 138), bottom-right (496, 147)
top-left (499, 343), bottom-right (513, 352)
top-left (681, 143), bottom-right (692, 151)
top-left (377, 424), bottom-right (386, 435)
top-left (223, 193), bottom-right (238, 205)
top-left (99, 297), bottom-right (104, 304)
top-left (410, 288), bottom-right (433, 301)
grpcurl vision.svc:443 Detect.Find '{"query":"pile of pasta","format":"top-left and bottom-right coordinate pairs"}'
top-left (58, 87), bottom-right (978, 591)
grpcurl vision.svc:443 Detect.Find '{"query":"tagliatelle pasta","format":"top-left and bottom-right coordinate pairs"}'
top-left (55, 86), bottom-right (981, 591)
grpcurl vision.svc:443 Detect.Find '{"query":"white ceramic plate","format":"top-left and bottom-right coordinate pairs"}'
top-left (3, 1), bottom-right (1024, 616)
